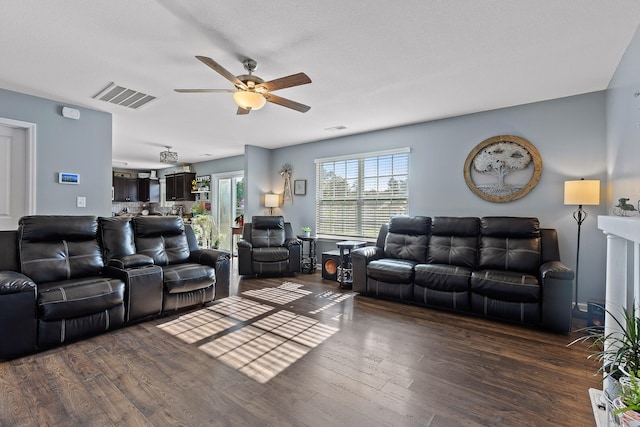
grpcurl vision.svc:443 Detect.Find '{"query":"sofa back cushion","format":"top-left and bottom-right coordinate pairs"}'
top-left (98, 216), bottom-right (136, 262)
top-left (428, 217), bottom-right (479, 268)
top-left (133, 216), bottom-right (190, 265)
top-left (18, 215), bottom-right (103, 283)
top-left (478, 217), bottom-right (541, 274)
top-left (384, 215), bottom-right (431, 262)
top-left (251, 216), bottom-right (286, 248)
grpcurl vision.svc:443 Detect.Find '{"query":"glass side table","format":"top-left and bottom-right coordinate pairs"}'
top-left (336, 240), bottom-right (366, 289)
top-left (296, 234), bottom-right (317, 274)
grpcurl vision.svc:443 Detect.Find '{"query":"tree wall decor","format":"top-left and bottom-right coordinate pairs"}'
top-left (463, 135), bottom-right (542, 203)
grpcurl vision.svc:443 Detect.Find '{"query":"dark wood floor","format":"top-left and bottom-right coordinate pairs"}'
top-left (0, 267), bottom-right (600, 426)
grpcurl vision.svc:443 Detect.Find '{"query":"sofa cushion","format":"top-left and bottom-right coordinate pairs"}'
top-left (478, 236), bottom-right (540, 274)
top-left (38, 277), bottom-right (125, 321)
top-left (98, 217), bottom-right (136, 261)
top-left (133, 216), bottom-right (190, 265)
top-left (428, 236), bottom-right (478, 268)
top-left (252, 247), bottom-right (290, 262)
top-left (251, 216), bottom-right (286, 248)
top-left (431, 216), bottom-right (479, 236)
top-left (470, 270), bottom-right (540, 303)
top-left (480, 217), bottom-right (540, 238)
top-left (415, 264), bottom-right (472, 292)
top-left (384, 215), bottom-right (431, 262)
top-left (162, 263), bottom-right (215, 294)
top-left (367, 259), bottom-right (416, 284)
top-left (19, 216), bottom-right (104, 284)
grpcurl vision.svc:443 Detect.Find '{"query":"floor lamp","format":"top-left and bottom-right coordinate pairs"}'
top-left (564, 178), bottom-right (600, 316)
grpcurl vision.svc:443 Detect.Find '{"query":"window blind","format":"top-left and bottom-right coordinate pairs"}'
top-left (316, 149), bottom-right (409, 239)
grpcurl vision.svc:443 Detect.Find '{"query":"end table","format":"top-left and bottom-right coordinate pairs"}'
top-left (336, 240), bottom-right (366, 289)
top-left (297, 234), bottom-right (317, 274)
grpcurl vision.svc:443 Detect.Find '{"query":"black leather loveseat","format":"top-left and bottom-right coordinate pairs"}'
top-left (0, 215), bottom-right (229, 359)
top-left (351, 216), bottom-right (574, 333)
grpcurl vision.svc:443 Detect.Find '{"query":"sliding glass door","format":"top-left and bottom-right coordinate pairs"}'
top-left (213, 172), bottom-right (244, 252)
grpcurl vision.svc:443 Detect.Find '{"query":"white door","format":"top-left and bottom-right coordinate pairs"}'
top-left (0, 124), bottom-right (29, 230)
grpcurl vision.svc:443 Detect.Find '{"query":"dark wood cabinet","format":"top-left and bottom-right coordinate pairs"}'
top-left (113, 176), bottom-right (138, 202)
top-left (165, 172), bottom-right (196, 201)
top-left (137, 178), bottom-right (160, 203)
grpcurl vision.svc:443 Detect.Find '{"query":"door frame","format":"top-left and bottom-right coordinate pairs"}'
top-left (0, 117), bottom-right (37, 216)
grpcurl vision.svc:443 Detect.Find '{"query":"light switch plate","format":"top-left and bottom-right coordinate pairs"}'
top-left (77, 196), bottom-right (86, 208)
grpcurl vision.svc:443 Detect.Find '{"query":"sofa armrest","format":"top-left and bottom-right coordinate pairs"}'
top-left (190, 249), bottom-right (230, 299)
top-left (104, 265), bottom-right (163, 322)
top-left (287, 239), bottom-right (302, 273)
top-left (0, 271), bottom-right (38, 359)
top-left (107, 254), bottom-right (154, 269)
top-left (540, 261), bottom-right (575, 333)
top-left (351, 246), bottom-right (384, 294)
top-left (237, 239), bottom-right (253, 276)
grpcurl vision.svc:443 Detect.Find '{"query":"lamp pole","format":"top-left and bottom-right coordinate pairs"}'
top-left (573, 204), bottom-right (587, 315)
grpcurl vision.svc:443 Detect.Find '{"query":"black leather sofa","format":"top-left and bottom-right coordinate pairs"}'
top-left (237, 216), bottom-right (302, 276)
top-left (352, 216), bottom-right (575, 333)
top-left (0, 215), bottom-right (229, 359)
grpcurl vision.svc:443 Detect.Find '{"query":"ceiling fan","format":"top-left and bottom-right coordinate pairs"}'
top-left (175, 56), bottom-right (311, 115)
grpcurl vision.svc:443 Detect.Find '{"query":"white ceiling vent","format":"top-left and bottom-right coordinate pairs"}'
top-left (93, 82), bottom-right (156, 109)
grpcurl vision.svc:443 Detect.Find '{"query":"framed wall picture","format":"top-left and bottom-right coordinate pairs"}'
top-left (294, 179), bottom-right (307, 195)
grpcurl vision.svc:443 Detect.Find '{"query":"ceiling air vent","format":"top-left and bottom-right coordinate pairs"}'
top-left (93, 82), bottom-right (156, 109)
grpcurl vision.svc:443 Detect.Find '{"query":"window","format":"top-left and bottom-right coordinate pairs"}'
top-left (315, 148), bottom-right (409, 239)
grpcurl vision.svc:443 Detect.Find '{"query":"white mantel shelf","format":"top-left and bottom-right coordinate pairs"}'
top-left (598, 215), bottom-right (640, 243)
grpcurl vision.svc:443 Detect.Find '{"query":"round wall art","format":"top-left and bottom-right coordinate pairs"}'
top-left (463, 135), bottom-right (542, 203)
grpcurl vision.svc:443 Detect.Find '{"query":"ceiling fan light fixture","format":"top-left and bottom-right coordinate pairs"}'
top-left (159, 146), bottom-right (178, 164)
top-left (233, 91), bottom-right (266, 110)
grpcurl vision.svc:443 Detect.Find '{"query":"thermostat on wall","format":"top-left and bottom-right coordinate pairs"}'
top-left (62, 106), bottom-right (80, 120)
top-left (59, 172), bottom-right (80, 184)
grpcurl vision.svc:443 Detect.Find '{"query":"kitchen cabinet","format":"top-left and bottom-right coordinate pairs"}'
top-left (138, 178), bottom-right (160, 203)
top-left (113, 176), bottom-right (138, 202)
top-left (166, 172), bottom-right (196, 201)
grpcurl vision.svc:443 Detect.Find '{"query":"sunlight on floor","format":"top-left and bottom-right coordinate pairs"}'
top-left (156, 285), bottom-right (340, 384)
top-left (242, 281), bottom-right (313, 305)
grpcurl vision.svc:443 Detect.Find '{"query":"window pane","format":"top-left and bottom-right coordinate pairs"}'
top-left (316, 152), bottom-right (409, 239)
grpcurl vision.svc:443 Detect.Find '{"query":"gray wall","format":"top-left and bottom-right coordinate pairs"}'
top-left (269, 92), bottom-right (608, 305)
top-left (0, 88), bottom-right (112, 216)
top-left (607, 25), bottom-right (640, 206)
top-left (244, 145), bottom-right (272, 219)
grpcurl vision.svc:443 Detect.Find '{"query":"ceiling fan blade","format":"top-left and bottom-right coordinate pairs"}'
top-left (195, 56), bottom-right (248, 90)
top-left (236, 107), bottom-right (250, 115)
top-left (264, 94), bottom-right (310, 113)
top-left (174, 89), bottom-right (236, 93)
top-left (257, 73), bottom-right (311, 92)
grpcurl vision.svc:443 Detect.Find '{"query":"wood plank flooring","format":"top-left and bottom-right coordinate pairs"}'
top-left (0, 268), bottom-right (601, 426)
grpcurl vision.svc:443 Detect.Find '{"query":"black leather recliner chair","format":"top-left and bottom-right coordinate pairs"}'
top-left (237, 216), bottom-right (301, 276)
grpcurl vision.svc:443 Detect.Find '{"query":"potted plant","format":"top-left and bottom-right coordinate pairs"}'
top-left (613, 374), bottom-right (640, 425)
top-left (234, 214), bottom-right (244, 226)
top-left (301, 226), bottom-right (311, 237)
top-left (570, 303), bottom-right (640, 423)
top-left (570, 303), bottom-right (640, 381)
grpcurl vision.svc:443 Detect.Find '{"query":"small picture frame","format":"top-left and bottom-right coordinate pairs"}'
top-left (59, 172), bottom-right (80, 184)
top-left (294, 179), bottom-right (307, 195)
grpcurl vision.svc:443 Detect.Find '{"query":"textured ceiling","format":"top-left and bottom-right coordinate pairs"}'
top-left (1, 1), bottom-right (640, 169)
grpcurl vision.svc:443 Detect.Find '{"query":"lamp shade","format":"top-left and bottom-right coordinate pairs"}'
top-left (233, 91), bottom-right (267, 110)
top-left (564, 179), bottom-right (600, 205)
top-left (264, 193), bottom-right (280, 208)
